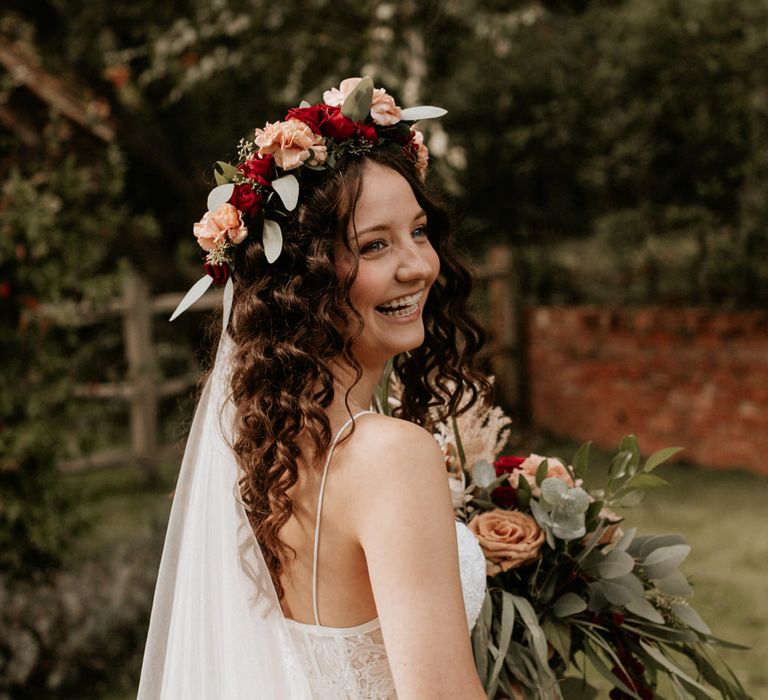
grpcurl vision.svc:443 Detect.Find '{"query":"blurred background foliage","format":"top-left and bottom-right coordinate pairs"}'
top-left (1, 0), bottom-right (767, 696)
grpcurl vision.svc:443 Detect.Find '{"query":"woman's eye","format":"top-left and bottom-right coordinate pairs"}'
top-left (412, 225), bottom-right (429, 239)
top-left (361, 240), bottom-right (386, 255)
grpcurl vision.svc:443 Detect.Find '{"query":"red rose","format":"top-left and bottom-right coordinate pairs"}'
top-left (287, 104), bottom-right (357, 140)
top-left (238, 154), bottom-right (274, 187)
top-left (230, 184), bottom-right (264, 217)
top-left (491, 456), bottom-right (526, 508)
top-left (356, 122), bottom-right (378, 143)
top-left (204, 261), bottom-right (229, 287)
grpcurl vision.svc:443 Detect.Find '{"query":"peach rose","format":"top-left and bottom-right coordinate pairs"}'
top-left (508, 453), bottom-right (577, 498)
top-left (254, 119), bottom-right (325, 170)
top-left (323, 77), bottom-right (402, 125)
top-left (468, 509), bottom-right (545, 576)
top-left (193, 203), bottom-right (248, 251)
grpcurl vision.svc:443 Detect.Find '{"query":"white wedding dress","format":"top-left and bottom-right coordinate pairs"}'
top-left (283, 411), bottom-right (487, 700)
top-left (138, 337), bottom-right (486, 699)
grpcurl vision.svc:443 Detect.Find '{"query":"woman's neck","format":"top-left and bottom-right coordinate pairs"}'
top-left (330, 358), bottom-right (384, 414)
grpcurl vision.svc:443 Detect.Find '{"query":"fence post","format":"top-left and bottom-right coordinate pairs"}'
top-left (122, 270), bottom-right (158, 476)
top-left (486, 244), bottom-right (526, 419)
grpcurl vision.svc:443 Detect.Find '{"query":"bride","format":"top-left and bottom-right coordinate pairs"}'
top-left (138, 77), bottom-right (491, 699)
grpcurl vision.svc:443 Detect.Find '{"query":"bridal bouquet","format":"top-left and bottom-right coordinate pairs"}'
top-left (429, 396), bottom-right (748, 700)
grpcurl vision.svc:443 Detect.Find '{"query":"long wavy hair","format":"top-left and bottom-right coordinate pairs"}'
top-left (221, 147), bottom-right (489, 599)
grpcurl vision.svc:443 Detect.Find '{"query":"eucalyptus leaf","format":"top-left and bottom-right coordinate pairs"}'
top-left (587, 582), bottom-right (609, 612)
top-left (552, 592), bottom-right (587, 617)
top-left (600, 579), bottom-right (632, 606)
top-left (628, 533), bottom-right (688, 559)
top-left (472, 593), bottom-right (491, 685)
top-left (262, 219), bottom-right (283, 263)
top-left (639, 642), bottom-right (718, 698)
top-left (641, 544), bottom-right (691, 579)
top-left (207, 183), bottom-right (235, 212)
top-left (271, 174), bottom-right (299, 211)
top-left (488, 592), bottom-right (516, 689)
top-left (671, 603), bottom-right (711, 635)
top-left (654, 570), bottom-right (693, 598)
top-left (584, 642), bottom-right (644, 700)
top-left (559, 677), bottom-right (599, 699)
top-left (169, 274), bottom-right (213, 321)
top-left (399, 105), bottom-right (448, 121)
top-left (627, 473), bottom-right (669, 490)
top-left (341, 76), bottom-right (374, 122)
top-left (472, 459), bottom-right (496, 488)
top-left (542, 616), bottom-right (571, 663)
top-left (612, 572), bottom-right (644, 596)
top-left (510, 595), bottom-right (549, 671)
top-left (644, 446), bottom-right (683, 472)
top-left (596, 548), bottom-right (635, 579)
top-left (626, 595), bottom-right (665, 623)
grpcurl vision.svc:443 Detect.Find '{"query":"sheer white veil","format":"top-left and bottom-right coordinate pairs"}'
top-left (137, 333), bottom-right (312, 699)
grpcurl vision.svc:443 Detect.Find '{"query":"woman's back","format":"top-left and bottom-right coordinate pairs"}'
top-left (278, 412), bottom-right (486, 699)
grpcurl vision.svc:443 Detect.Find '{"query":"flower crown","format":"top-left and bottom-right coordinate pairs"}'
top-left (170, 77), bottom-right (446, 327)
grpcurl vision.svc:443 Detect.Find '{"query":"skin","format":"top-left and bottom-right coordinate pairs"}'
top-left (279, 161), bottom-right (486, 699)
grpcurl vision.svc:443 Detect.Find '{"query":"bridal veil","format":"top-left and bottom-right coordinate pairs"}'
top-left (137, 333), bottom-right (312, 698)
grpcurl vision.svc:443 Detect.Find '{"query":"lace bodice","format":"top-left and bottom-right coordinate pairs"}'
top-left (284, 413), bottom-right (487, 700)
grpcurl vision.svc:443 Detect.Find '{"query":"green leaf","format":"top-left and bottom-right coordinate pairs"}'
top-left (451, 414), bottom-right (466, 469)
top-left (572, 441), bottom-right (592, 479)
top-left (626, 473), bottom-right (668, 490)
top-left (596, 548), bottom-right (635, 579)
top-left (639, 641), bottom-right (719, 699)
top-left (601, 578), bottom-right (632, 606)
top-left (552, 592), bottom-right (587, 617)
top-left (584, 641), bottom-right (644, 700)
top-left (472, 593), bottom-right (491, 686)
top-left (672, 603), bottom-right (711, 635)
top-left (608, 450), bottom-right (633, 479)
top-left (510, 595), bottom-right (549, 671)
top-left (517, 474), bottom-right (532, 511)
top-left (628, 533), bottom-right (687, 559)
top-left (644, 446), bottom-right (683, 472)
top-left (619, 435), bottom-right (641, 474)
top-left (214, 160), bottom-right (237, 183)
top-left (619, 489), bottom-right (645, 507)
top-left (341, 76), bottom-right (374, 122)
top-left (488, 592), bottom-right (516, 691)
top-left (535, 457), bottom-right (549, 487)
top-left (542, 616), bottom-right (571, 663)
top-left (653, 570), bottom-right (693, 598)
top-left (626, 595), bottom-right (665, 623)
top-left (641, 544), bottom-right (691, 579)
top-left (559, 677), bottom-right (599, 699)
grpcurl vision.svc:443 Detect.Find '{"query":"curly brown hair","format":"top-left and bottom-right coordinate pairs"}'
top-left (221, 147), bottom-right (489, 599)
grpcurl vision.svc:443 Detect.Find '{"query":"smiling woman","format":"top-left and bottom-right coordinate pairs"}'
top-left (139, 78), bottom-right (490, 699)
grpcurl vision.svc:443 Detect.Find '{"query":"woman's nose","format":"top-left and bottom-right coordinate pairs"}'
top-left (395, 241), bottom-right (435, 282)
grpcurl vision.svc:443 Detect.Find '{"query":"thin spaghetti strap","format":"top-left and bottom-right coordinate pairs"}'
top-left (312, 410), bottom-right (374, 626)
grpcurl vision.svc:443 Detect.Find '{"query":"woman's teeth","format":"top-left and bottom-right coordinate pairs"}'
top-left (377, 291), bottom-right (423, 317)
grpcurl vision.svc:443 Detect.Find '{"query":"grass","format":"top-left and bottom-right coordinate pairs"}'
top-left (60, 442), bottom-right (767, 699)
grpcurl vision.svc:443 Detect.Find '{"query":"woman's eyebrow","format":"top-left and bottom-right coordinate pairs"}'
top-left (355, 209), bottom-right (427, 237)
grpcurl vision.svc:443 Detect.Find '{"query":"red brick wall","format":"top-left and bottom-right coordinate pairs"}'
top-left (527, 306), bottom-right (768, 474)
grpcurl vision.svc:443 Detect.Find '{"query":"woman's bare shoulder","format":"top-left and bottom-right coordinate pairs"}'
top-left (342, 413), bottom-right (445, 476)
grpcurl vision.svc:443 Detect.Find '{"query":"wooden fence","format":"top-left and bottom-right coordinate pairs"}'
top-left (43, 244), bottom-right (522, 473)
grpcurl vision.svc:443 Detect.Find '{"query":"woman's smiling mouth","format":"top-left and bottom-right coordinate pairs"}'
top-left (375, 290), bottom-right (424, 317)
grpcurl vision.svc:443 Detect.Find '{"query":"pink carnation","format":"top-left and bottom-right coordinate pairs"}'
top-left (323, 77), bottom-right (402, 126)
top-left (193, 203), bottom-right (248, 252)
top-left (254, 119), bottom-right (325, 170)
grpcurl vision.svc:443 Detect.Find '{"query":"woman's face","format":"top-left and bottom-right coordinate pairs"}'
top-left (336, 160), bottom-right (440, 369)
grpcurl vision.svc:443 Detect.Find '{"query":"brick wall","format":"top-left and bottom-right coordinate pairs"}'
top-left (527, 306), bottom-right (768, 475)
